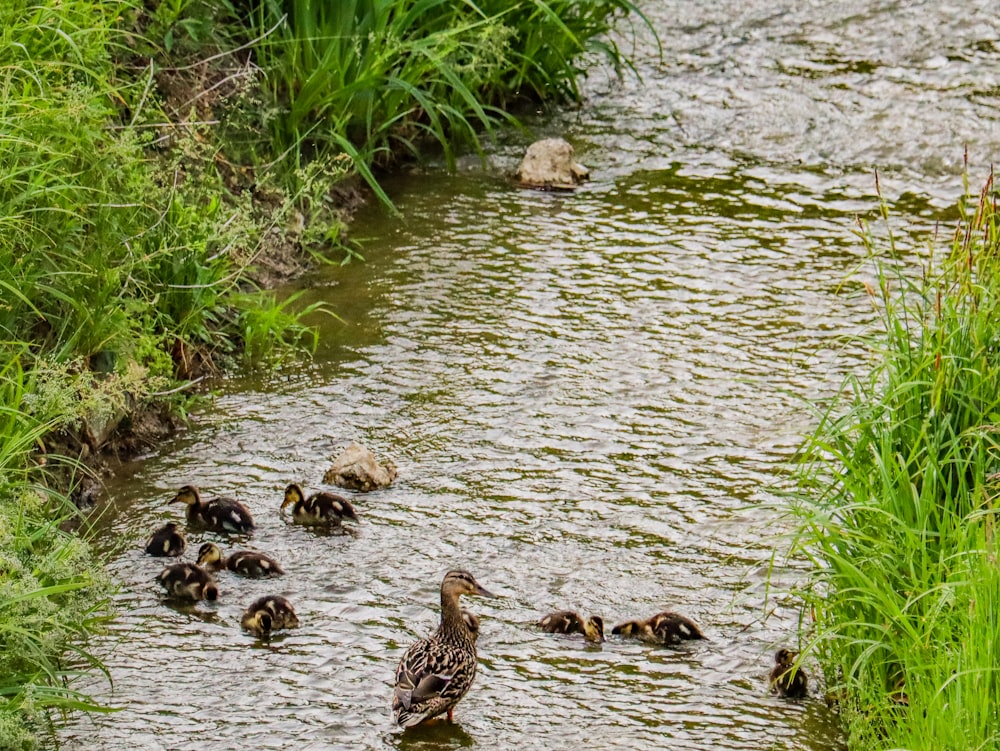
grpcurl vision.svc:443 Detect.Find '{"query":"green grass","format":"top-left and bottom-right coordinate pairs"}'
top-left (0, 0), bottom-right (324, 374)
top-left (238, 0), bottom-right (654, 202)
top-left (791, 171), bottom-right (1000, 750)
top-left (0, 354), bottom-right (115, 751)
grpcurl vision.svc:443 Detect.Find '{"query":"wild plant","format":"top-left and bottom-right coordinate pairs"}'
top-left (792, 171), bottom-right (1000, 749)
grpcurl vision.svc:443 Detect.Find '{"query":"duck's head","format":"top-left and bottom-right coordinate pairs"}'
top-left (170, 485), bottom-right (200, 506)
top-left (196, 543), bottom-right (222, 567)
top-left (774, 648), bottom-right (797, 667)
top-left (442, 569), bottom-right (497, 600)
top-left (244, 610), bottom-right (273, 637)
top-left (584, 615), bottom-right (605, 642)
top-left (281, 483), bottom-right (305, 510)
top-left (203, 582), bottom-right (219, 602)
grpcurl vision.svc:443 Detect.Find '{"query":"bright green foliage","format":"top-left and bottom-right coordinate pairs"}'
top-left (0, 356), bottom-right (114, 750)
top-left (792, 174), bottom-right (1000, 750)
top-left (0, 0), bottom-right (323, 373)
top-left (243, 0), bottom-right (652, 200)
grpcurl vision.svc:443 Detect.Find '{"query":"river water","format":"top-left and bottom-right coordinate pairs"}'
top-left (59, 2), bottom-right (1000, 750)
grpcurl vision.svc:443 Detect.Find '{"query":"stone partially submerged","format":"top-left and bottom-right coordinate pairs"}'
top-left (323, 441), bottom-right (397, 491)
top-left (516, 138), bottom-right (590, 190)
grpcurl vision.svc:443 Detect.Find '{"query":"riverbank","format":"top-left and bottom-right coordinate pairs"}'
top-left (791, 170), bottom-right (1000, 749)
top-left (0, 0), bottom-right (649, 745)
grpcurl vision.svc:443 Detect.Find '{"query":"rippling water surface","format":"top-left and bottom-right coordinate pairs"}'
top-left (59, 2), bottom-right (1000, 750)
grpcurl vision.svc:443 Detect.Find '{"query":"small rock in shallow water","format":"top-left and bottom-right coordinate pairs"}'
top-left (516, 138), bottom-right (589, 190)
top-left (323, 441), bottom-right (397, 491)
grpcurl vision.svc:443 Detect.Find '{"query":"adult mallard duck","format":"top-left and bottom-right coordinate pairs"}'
top-left (241, 595), bottom-right (300, 638)
top-left (169, 484), bottom-right (255, 534)
top-left (769, 648), bottom-right (808, 698)
top-left (281, 483), bottom-right (358, 526)
top-left (196, 542), bottom-right (284, 578)
top-left (538, 610), bottom-right (604, 642)
top-left (144, 521), bottom-right (186, 557)
top-left (392, 570), bottom-right (497, 728)
top-left (611, 610), bottom-right (704, 644)
top-left (156, 562), bottom-right (218, 601)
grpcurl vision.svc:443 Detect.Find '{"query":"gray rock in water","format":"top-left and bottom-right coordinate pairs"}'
top-left (516, 138), bottom-right (589, 190)
top-left (323, 441), bottom-right (398, 491)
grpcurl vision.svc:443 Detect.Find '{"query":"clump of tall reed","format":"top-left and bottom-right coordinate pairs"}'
top-left (791, 170), bottom-right (1000, 750)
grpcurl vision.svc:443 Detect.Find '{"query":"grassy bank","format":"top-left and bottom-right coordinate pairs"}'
top-left (0, 0), bottom-right (649, 745)
top-left (792, 171), bottom-right (1000, 749)
top-left (0, 356), bottom-right (115, 751)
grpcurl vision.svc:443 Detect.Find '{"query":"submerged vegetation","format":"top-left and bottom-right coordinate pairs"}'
top-left (0, 0), bottom-right (649, 745)
top-left (792, 170), bottom-right (1000, 750)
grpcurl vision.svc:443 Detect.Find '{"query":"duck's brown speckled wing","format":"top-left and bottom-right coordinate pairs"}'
top-left (650, 611), bottom-right (704, 642)
top-left (392, 637), bottom-right (476, 727)
top-left (227, 551), bottom-right (284, 577)
top-left (538, 610), bottom-right (585, 634)
top-left (770, 662), bottom-right (808, 698)
top-left (302, 492), bottom-right (358, 523)
top-left (201, 496), bottom-right (255, 533)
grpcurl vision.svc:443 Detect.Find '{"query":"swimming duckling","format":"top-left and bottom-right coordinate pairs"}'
top-left (156, 562), bottom-right (218, 601)
top-left (240, 595), bottom-right (299, 638)
top-left (196, 542), bottom-right (284, 578)
top-left (538, 610), bottom-right (604, 642)
top-left (611, 610), bottom-right (705, 644)
top-left (169, 484), bottom-right (255, 534)
top-left (281, 483), bottom-right (358, 526)
top-left (770, 648), bottom-right (808, 698)
top-left (144, 522), bottom-right (186, 557)
top-left (392, 570), bottom-right (498, 728)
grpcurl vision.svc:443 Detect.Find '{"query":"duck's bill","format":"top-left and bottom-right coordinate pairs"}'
top-left (474, 583), bottom-right (498, 598)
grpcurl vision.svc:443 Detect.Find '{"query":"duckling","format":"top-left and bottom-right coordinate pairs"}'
top-left (144, 521), bottom-right (186, 557)
top-left (392, 570), bottom-right (498, 728)
top-left (611, 610), bottom-right (705, 644)
top-left (169, 484), bottom-right (255, 534)
top-left (770, 648), bottom-right (808, 698)
top-left (196, 542), bottom-right (284, 578)
top-left (281, 483), bottom-right (358, 526)
top-left (155, 562), bottom-right (218, 601)
top-left (240, 595), bottom-right (299, 638)
top-left (538, 610), bottom-right (605, 642)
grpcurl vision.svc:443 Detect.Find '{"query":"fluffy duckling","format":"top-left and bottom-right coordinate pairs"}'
top-left (156, 562), bottom-right (218, 601)
top-left (144, 522), bottom-right (186, 557)
top-left (240, 595), bottom-right (299, 638)
top-left (611, 610), bottom-right (705, 644)
top-left (770, 648), bottom-right (808, 698)
top-left (392, 570), bottom-right (497, 728)
top-left (169, 484), bottom-right (255, 534)
top-left (538, 610), bottom-right (605, 642)
top-left (196, 542), bottom-right (284, 578)
top-left (281, 483), bottom-right (358, 526)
